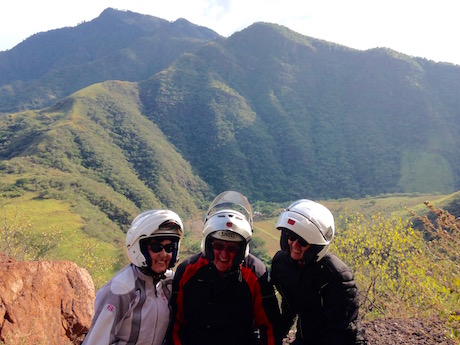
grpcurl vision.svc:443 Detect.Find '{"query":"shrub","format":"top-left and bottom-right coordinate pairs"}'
top-left (332, 204), bottom-right (459, 340)
top-left (0, 206), bottom-right (62, 260)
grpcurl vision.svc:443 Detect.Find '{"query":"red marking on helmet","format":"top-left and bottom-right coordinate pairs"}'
top-left (226, 222), bottom-right (233, 227)
top-left (288, 219), bottom-right (296, 225)
top-left (107, 304), bottom-right (115, 312)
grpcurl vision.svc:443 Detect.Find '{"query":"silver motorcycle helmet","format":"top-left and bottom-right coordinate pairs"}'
top-left (276, 199), bottom-right (334, 263)
top-left (126, 209), bottom-right (184, 269)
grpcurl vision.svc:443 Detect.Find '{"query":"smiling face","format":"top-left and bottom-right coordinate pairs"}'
top-left (211, 239), bottom-right (241, 273)
top-left (287, 235), bottom-right (310, 261)
top-left (147, 239), bottom-right (173, 274)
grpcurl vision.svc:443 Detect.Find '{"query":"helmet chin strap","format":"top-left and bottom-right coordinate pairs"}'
top-left (138, 266), bottom-right (167, 297)
top-left (300, 245), bottom-right (323, 265)
top-left (140, 266), bottom-right (167, 282)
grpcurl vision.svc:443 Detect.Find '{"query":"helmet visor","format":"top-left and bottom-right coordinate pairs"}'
top-left (205, 191), bottom-right (253, 227)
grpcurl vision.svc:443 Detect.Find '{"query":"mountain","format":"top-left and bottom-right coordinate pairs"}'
top-left (1, 9), bottom-right (460, 232)
top-left (0, 8), bottom-right (219, 113)
top-left (0, 80), bottom-right (210, 223)
top-left (139, 22), bottom-right (460, 200)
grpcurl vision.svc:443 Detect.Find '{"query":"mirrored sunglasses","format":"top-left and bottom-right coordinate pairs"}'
top-left (149, 242), bottom-right (176, 253)
top-left (286, 233), bottom-right (309, 247)
top-left (211, 241), bottom-right (240, 254)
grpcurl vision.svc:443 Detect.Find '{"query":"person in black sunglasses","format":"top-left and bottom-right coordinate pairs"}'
top-left (271, 200), bottom-right (367, 345)
top-left (82, 210), bottom-right (184, 345)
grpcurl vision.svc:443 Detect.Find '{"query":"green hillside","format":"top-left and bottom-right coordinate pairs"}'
top-left (139, 23), bottom-right (460, 200)
top-left (1, 9), bottom-right (460, 303)
top-left (2, 9), bottom-right (460, 202)
top-left (1, 10), bottom-right (459, 338)
top-left (0, 81), bottom-right (212, 284)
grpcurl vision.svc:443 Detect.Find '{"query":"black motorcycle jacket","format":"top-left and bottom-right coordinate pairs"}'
top-left (271, 250), bottom-right (367, 345)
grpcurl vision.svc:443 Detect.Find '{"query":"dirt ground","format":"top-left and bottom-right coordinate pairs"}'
top-left (283, 317), bottom-right (458, 344)
top-left (363, 317), bottom-right (457, 345)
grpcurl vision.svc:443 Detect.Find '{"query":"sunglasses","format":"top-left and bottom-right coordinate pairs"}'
top-left (286, 232), bottom-right (309, 247)
top-left (211, 241), bottom-right (240, 254)
top-left (149, 242), bottom-right (176, 253)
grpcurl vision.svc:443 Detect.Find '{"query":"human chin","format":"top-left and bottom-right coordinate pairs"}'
top-left (151, 258), bottom-right (169, 273)
top-left (213, 256), bottom-right (233, 272)
top-left (289, 246), bottom-right (304, 261)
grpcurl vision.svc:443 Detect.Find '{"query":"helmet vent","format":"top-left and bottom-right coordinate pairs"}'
top-left (325, 227), bottom-right (333, 241)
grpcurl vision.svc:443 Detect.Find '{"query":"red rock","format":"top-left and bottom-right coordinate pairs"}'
top-left (0, 254), bottom-right (95, 344)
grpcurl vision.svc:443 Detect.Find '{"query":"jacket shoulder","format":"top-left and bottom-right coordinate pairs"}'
top-left (272, 250), bottom-right (288, 264)
top-left (321, 253), bottom-right (355, 283)
top-left (109, 265), bottom-right (136, 295)
top-left (244, 253), bottom-right (268, 277)
top-left (174, 253), bottom-right (207, 284)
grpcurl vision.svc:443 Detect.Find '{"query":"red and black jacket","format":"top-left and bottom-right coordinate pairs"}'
top-left (169, 252), bottom-right (281, 345)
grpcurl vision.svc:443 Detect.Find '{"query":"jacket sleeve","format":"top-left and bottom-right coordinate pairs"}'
top-left (244, 254), bottom-right (281, 345)
top-left (321, 254), bottom-right (367, 344)
top-left (270, 253), bottom-right (296, 341)
top-left (81, 285), bottom-right (132, 345)
top-left (166, 259), bottom-right (188, 345)
top-left (258, 269), bottom-right (283, 345)
top-left (168, 253), bottom-right (206, 345)
top-left (321, 255), bottom-right (360, 328)
top-left (247, 272), bottom-right (275, 345)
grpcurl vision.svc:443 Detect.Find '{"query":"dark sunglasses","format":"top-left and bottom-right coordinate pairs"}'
top-left (286, 232), bottom-right (309, 247)
top-left (211, 241), bottom-right (240, 254)
top-left (149, 242), bottom-right (176, 253)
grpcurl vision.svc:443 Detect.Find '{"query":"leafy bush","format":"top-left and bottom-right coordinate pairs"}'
top-left (0, 206), bottom-right (62, 260)
top-left (332, 203), bottom-right (459, 340)
top-left (409, 202), bottom-right (460, 339)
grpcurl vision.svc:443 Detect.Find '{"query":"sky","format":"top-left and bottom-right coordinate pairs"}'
top-left (1, 0), bottom-right (459, 65)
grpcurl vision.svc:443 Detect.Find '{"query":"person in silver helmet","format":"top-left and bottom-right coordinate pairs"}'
top-left (169, 191), bottom-right (281, 345)
top-left (271, 199), bottom-right (367, 345)
top-left (82, 209), bottom-right (184, 345)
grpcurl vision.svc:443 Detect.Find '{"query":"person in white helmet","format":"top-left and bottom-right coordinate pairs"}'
top-left (169, 191), bottom-right (281, 345)
top-left (82, 209), bottom-right (184, 345)
top-left (271, 200), bottom-right (367, 345)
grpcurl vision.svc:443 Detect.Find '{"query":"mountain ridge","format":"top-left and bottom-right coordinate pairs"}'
top-left (0, 8), bottom-right (220, 113)
top-left (1, 7), bottom-right (459, 242)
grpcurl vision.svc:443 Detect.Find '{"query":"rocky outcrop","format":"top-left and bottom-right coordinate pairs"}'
top-left (0, 254), bottom-right (95, 344)
top-left (1, 254), bottom-right (456, 345)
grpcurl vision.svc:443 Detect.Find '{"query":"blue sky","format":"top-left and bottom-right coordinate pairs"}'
top-left (1, 0), bottom-right (459, 65)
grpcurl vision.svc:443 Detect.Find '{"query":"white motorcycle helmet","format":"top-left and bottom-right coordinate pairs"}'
top-left (201, 191), bottom-right (253, 266)
top-left (276, 199), bottom-right (334, 263)
top-left (126, 209), bottom-right (184, 269)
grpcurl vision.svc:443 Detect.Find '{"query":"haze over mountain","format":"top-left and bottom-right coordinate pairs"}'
top-left (1, 8), bottom-right (459, 230)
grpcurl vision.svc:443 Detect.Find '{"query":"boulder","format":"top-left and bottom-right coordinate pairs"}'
top-left (0, 254), bottom-right (95, 344)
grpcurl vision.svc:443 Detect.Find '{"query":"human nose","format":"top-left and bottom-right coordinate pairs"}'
top-left (157, 247), bottom-right (169, 257)
top-left (218, 247), bottom-right (230, 257)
